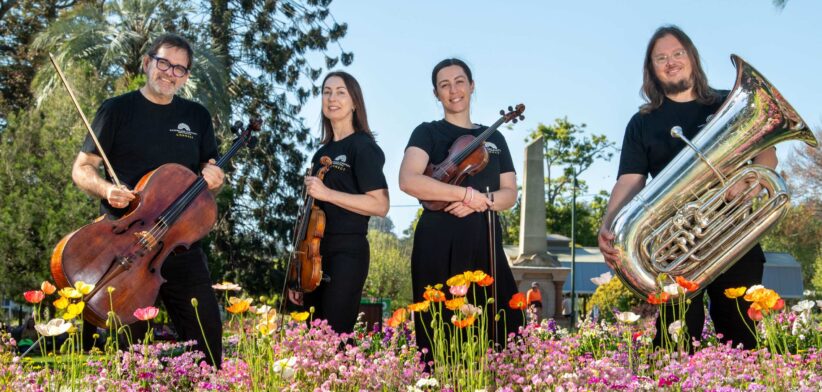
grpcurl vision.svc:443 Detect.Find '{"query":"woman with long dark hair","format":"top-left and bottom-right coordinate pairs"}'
top-left (399, 59), bottom-right (524, 362)
top-left (288, 71), bottom-right (389, 334)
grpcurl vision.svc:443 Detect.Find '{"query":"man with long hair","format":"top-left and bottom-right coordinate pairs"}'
top-left (597, 26), bottom-right (776, 350)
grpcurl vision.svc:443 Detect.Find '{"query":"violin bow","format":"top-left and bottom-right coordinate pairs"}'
top-left (486, 186), bottom-right (500, 345)
top-left (48, 53), bottom-right (123, 188)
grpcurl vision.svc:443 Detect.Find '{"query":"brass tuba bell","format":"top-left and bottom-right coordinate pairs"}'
top-left (608, 55), bottom-right (818, 300)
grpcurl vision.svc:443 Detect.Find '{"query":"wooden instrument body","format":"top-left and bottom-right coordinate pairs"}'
top-left (51, 163), bottom-right (216, 327)
top-left (421, 134), bottom-right (489, 211)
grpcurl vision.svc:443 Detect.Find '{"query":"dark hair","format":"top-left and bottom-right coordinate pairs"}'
top-left (431, 58), bottom-right (473, 90)
top-left (320, 71), bottom-right (372, 144)
top-left (146, 33), bottom-right (194, 68)
top-left (640, 25), bottom-right (718, 114)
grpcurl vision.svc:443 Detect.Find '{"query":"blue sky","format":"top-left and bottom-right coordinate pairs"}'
top-left (299, 1), bottom-right (822, 236)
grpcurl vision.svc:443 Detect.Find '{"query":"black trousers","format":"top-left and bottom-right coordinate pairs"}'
top-left (303, 233), bottom-right (370, 334)
top-left (653, 245), bottom-right (765, 350)
top-left (84, 247), bottom-right (223, 368)
top-left (411, 211), bottom-right (524, 364)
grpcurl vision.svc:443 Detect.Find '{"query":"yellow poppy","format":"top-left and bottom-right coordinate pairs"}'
top-left (53, 296), bottom-right (69, 310)
top-left (73, 281), bottom-right (94, 295)
top-left (58, 287), bottom-right (82, 299)
top-left (445, 297), bottom-right (466, 311)
top-left (446, 274), bottom-right (467, 287)
top-left (290, 311), bottom-right (309, 322)
top-left (724, 287), bottom-right (747, 299)
top-left (463, 270), bottom-right (488, 283)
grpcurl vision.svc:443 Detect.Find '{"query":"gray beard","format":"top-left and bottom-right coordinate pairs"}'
top-left (661, 79), bottom-right (693, 95)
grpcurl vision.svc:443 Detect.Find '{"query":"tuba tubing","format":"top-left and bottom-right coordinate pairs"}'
top-left (608, 55), bottom-right (818, 301)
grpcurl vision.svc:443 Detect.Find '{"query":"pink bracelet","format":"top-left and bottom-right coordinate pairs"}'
top-left (466, 187), bottom-right (474, 204)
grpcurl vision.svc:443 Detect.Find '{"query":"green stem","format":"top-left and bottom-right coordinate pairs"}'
top-left (192, 299), bottom-right (217, 367)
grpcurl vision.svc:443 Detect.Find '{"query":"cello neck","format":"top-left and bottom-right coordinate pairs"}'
top-left (157, 120), bottom-right (258, 228)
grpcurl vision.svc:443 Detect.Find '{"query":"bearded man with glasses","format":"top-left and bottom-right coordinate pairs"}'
top-left (71, 33), bottom-right (225, 368)
top-left (597, 25), bottom-right (776, 351)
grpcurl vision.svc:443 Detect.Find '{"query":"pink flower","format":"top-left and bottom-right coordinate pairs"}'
top-left (133, 306), bottom-right (160, 321)
top-left (449, 284), bottom-right (469, 296)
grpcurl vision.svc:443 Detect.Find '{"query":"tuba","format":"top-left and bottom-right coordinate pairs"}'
top-left (608, 55), bottom-right (818, 300)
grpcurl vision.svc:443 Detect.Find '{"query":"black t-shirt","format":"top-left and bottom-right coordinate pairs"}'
top-left (406, 119), bottom-right (515, 210)
top-left (82, 90), bottom-right (218, 217)
top-left (310, 132), bottom-right (388, 235)
top-left (618, 93), bottom-right (727, 178)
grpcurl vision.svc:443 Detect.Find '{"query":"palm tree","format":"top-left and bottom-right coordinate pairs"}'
top-left (30, 0), bottom-right (228, 123)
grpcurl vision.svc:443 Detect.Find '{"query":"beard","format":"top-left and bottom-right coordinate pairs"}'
top-left (661, 78), bottom-right (693, 95)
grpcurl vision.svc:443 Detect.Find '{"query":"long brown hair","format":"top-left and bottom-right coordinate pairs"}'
top-left (640, 25), bottom-right (718, 114)
top-left (320, 71), bottom-right (372, 144)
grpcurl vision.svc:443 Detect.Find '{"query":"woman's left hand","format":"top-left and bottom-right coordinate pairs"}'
top-left (444, 201), bottom-right (476, 217)
top-left (305, 176), bottom-right (333, 201)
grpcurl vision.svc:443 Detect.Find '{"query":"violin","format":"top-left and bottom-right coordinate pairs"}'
top-left (283, 156), bottom-right (333, 294)
top-left (421, 104), bottom-right (525, 210)
top-left (50, 120), bottom-right (260, 327)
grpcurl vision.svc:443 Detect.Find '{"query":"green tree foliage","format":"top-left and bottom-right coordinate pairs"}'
top-left (0, 0), bottom-right (90, 128)
top-left (761, 128), bottom-right (822, 292)
top-left (0, 64), bottom-right (103, 298)
top-left (811, 250), bottom-right (822, 295)
top-left (6, 0), bottom-right (351, 296)
top-left (363, 230), bottom-right (413, 308)
top-left (31, 0), bottom-right (228, 118)
top-left (761, 200), bottom-right (822, 290)
top-left (190, 0), bottom-right (352, 295)
top-left (528, 118), bottom-right (615, 208)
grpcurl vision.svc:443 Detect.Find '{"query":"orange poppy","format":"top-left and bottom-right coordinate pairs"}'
top-left (647, 292), bottom-right (670, 305)
top-left (477, 275), bottom-right (494, 287)
top-left (386, 308), bottom-right (408, 327)
top-left (747, 305), bottom-right (763, 321)
top-left (41, 281), bottom-right (57, 295)
top-left (407, 300), bottom-right (430, 312)
top-left (423, 286), bottom-right (446, 303)
top-left (675, 276), bottom-right (699, 292)
top-left (452, 315), bottom-right (476, 328)
top-left (509, 293), bottom-right (527, 310)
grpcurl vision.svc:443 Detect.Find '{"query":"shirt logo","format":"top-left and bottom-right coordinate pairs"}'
top-left (484, 141), bottom-right (501, 154)
top-left (169, 122), bottom-right (196, 139)
top-left (331, 154), bottom-right (350, 171)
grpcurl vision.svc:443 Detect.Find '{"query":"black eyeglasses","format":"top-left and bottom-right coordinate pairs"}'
top-left (150, 55), bottom-right (190, 77)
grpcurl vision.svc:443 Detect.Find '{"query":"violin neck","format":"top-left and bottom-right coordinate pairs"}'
top-left (450, 116), bottom-right (505, 166)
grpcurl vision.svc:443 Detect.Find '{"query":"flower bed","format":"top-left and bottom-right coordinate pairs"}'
top-left (1, 278), bottom-right (820, 391)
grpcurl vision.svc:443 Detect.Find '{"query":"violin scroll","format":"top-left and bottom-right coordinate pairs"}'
top-left (499, 103), bottom-right (525, 124)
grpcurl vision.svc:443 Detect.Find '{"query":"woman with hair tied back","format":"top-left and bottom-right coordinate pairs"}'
top-left (399, 58), bottom-right (524, 364)
top-left (287, 71), bottom-right (389, 334)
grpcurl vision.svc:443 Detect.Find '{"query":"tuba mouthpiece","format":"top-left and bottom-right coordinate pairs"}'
top-left (670, 126), bottom-right (683, 139)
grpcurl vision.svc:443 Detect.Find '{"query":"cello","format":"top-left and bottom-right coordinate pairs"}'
top-left (421, 104), bottom-right (525, 210)
top-left (50, 120), bottom-right (260, 327)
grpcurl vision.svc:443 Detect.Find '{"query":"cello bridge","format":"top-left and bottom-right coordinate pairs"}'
top-left (134, 231), bottom-right (158, 250)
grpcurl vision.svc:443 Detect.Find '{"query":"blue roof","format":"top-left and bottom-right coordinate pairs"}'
top-left (560, 252), bottom-right (804, 298)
